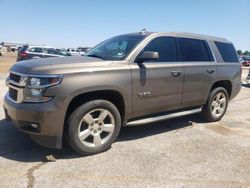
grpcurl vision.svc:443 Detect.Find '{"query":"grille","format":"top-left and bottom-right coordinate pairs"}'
top-left (9, 73), bottom-right (21, 83)
top-left (9, 87), bottom-right (18, 101)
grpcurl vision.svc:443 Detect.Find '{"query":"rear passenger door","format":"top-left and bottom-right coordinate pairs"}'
top-left (178, 38), bottom-right (217, 108)
top-left (44, 48), bottom-right (58, 58)
top-left (131, 37), bottom-right (184, 117)
top-left (28, 47), bottom-right (44, 58)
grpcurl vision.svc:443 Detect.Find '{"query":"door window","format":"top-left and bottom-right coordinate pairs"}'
top-left (29, 47), bottom-right (43, 53)
top-left (143, 37), bottom-right (178, 62)
top-left (179, 38), bottom-right (213, 62)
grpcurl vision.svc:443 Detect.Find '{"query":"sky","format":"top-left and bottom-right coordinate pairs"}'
top-left (0, 0), bottom-right (249, 50)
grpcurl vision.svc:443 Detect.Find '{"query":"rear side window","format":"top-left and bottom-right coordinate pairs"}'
top-left (47, 48), bottom-right (55, 54)
top-left (29, 47), bottom-right (43, 53)
top-left (179, 38), bottom-right (213, 62)
top-left (214, 42), bottom-right (239, 62)
top-left (143, 37), bottom-right (177, 62)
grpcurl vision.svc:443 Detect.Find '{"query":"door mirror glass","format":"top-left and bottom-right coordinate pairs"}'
top-left (136, 51), bottom-right (159, 63)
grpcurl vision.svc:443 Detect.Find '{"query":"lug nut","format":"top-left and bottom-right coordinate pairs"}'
top-left (98, 128), bottom-right (101, 131)
top-left (99, 123), bottom-right (102, 126)
top-left (90, 128), bottom-right (93, 131)
top-left (94, 130), bottom-right (97, 133)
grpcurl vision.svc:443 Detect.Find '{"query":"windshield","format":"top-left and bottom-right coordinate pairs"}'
top-left (85, 35), bottom-right (146, 60)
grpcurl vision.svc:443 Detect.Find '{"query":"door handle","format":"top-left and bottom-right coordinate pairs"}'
top-left (207, 69), bottom-right (215, 74)
top-left (171, 71), bottom-right (182, 77)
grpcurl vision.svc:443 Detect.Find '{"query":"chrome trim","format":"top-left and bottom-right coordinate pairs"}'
top-left (26, 76), bottom-right (63, 89)
top-left (9, 71), bottom-right (27, 86)
top-left (23, 96), bottom-right (53, 103)
top-left (6, 93), bottom-right (19, 104)
top-left (8, 84), bottom-right (24, 103)
top-left (7, 71), bottom-right (63, 103)
top-left (125, 108), bottom-right (202, 126)
top-left (10, 71), bottom-right (63, 78)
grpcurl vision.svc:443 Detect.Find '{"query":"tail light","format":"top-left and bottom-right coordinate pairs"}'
top-left (20, 51), bottom-right (28, 57)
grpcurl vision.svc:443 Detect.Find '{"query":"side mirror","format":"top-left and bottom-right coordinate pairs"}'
top-left (136, 51), bottom-right (159, 63)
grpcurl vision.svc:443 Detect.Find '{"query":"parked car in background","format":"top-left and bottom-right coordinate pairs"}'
top-left (241, 56), bottom-right (250, 67)
top-left (10, 46), bottom-right (18, 52)
top-left (67, 48), bottom-right (82, 56)
top-left (17, 45), bottom-right (71, 61)
top-left (77, 47), bottom-right (91, 55)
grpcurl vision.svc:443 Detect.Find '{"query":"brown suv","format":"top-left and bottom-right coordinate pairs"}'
top-left (3, 32), bottom-right (241, 155)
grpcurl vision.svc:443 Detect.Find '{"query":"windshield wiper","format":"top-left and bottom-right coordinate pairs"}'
top-left (86, 54), bottom-right (106, 60)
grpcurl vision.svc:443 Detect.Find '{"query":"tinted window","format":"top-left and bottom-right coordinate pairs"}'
top-left (179, 38), bottom-right (213, 62)
top-left (29, 47), bottom-right (43, 53)
top-left (47, 48), bottom-right (55, 54)
top-left (215, 42), bottom-right (238, 62)
top-left (143, 37), bottom-right (177, 62)
top-left (55, 49), bottom-right (69, 56)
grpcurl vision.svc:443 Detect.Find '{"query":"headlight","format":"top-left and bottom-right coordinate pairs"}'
top-left (27, 77), bottom-right (62, 87)
top-left (24, 75), bottom-right (63, 102)
top-left (30, 78), bottom-right (41, 86)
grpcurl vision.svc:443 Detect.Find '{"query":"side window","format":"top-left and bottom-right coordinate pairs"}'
top-left (29, 48), bottom-right (43, 53)
top-left (47, 48), bottom-right (55, 54)
top-left (179, 38), bottom-right (213, 62)
top-left (214, 42), bottom-right (239, 62)
top-left (55, 49), bottom-right (68, 56)
top-left (29, 48), bottom-right (35, 52)
top-left (143, 37), bottom-right (177, 62)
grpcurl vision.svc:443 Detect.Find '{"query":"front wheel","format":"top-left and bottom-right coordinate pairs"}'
top-left (67, 100), bottom-right (121, 155)
top-left (202, 87), bottom-right (229, 122)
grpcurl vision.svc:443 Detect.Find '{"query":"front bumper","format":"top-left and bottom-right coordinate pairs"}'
top-left (3, 94), bottom-right (66, 149)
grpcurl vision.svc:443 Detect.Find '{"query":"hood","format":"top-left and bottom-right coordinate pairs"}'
top-left (10, 56), bottom-right (113, 75)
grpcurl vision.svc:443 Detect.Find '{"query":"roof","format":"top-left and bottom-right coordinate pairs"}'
top-left (28, 45), bottom-right (55, 49)
top-left (164, 32), bottom-right (229, 43)
top-left (120, 31), bottom-right (230, 43)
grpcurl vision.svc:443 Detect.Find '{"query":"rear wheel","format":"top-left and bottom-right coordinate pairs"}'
top-left (67, 100), bottom-right (121, 155)
top-left (202, 87), bottom-right (229, 122)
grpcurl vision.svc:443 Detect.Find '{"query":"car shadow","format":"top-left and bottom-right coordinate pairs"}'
top-left (242, 83), bottom-right (250, 88)
top-left (0, 114), bottom-right (206, 162)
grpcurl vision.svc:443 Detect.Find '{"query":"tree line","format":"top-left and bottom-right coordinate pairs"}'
top-left (237, 50), bottom-right (250, 56)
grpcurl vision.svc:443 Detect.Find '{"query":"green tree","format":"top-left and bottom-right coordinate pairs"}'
top-left (243, 51), bottom-right (250, 56)
top-left (237, 50), bottom-right (242, 55)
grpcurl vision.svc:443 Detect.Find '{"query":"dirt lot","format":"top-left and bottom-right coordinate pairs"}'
top-left (0, 57), bottom-right (250, 187)
top-left (0, 52), bottom-right (17, 73)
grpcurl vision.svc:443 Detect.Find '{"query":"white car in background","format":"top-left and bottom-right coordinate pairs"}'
top-left (67, 48), bottom-right (83, 56)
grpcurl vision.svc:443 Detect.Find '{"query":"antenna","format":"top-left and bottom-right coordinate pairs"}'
top-left (140, 28), bottom-right (147, 34)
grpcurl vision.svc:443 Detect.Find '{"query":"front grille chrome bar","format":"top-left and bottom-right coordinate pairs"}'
top-left (8, 84), bottom-right (24, 103)
top-left (6, 71), bottom-right (27, 103)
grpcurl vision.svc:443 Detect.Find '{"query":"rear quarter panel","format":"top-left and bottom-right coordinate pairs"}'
top-left (216, 62), bottom-right (241, 100)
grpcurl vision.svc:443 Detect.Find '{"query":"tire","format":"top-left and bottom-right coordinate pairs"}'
top-left (202, 87), bottom-right (229, 122)
top-left (66, 99), bottom-right (121, 155)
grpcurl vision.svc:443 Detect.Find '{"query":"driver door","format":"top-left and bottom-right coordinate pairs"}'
top-left (131, 37), bottom-right (184, 117)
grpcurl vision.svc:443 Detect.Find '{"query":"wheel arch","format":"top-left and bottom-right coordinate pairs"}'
top-left (210, 80), bottom-right (232, 97)
top-left (63, 89), bottom-right (126, 134)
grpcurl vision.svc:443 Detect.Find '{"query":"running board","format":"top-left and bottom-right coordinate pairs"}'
top-left (125, 108), bottom-right (202, 126)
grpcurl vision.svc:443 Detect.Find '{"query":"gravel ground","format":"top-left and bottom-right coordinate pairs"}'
top-left (0, 69), bottom-right (249, 188)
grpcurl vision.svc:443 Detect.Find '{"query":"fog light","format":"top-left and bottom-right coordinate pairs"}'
top-left (31, 123), bottom-right (38, 129)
